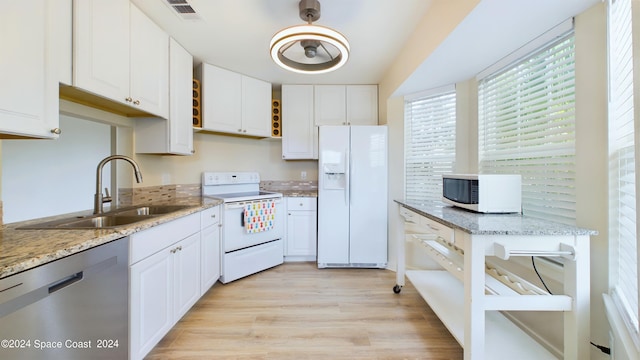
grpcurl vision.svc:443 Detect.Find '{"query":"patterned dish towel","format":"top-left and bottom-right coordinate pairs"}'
top-left (244, 199), bottom-right (276, 233)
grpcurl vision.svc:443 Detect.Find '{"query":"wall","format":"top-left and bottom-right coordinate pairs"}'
top-left (1, 114), bottom-right (111, 223)
top-left (0, 99), bottom-right (318, 223)
top-left (132, 132), bottom-right (318, 186)
top-left (380, 2), bottom-right (609, 359)
top-left (377, 0), bottom-right (480, 125)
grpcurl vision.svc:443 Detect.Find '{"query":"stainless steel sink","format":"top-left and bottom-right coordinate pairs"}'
top-left (57, 215), bottom-right (155, 228)
top-left (17, 205), bottom-right (194, 230)
top-left (113, 205), bottom-right (192, 216)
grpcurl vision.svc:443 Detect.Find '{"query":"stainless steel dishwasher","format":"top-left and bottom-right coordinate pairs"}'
top-left (0, 237), bottom-right (128, 359)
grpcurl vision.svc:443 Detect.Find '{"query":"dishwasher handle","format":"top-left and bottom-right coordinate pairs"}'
top-left (48, 272), bottom-right (83, 294)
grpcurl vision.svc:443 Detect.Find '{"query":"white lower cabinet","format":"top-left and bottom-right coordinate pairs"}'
top-left (173, 233), bottom-right (202, 319)
top-left (130, 241), bottom-right (173, 360)
top-left (129, 213), bottom-right (201, 360)
top-left (285, 197), bottom-right (317, 261)
top-left (200, 206), bottom-right (221, 295)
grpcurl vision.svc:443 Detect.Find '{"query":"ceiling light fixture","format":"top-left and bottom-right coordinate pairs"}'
top-left (270, 0), bottom-right (350, 74)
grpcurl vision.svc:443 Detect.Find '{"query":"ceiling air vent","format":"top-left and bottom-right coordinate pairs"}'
top-left (164, 0), bottom-right (200, 20)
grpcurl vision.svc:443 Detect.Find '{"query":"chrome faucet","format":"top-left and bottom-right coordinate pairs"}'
top-left (94, 155), bottom-right (143, 214)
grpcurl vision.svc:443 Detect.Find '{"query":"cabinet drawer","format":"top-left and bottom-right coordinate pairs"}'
top-left (200, 206), bottom-right (220, 228)
top-left (399, 207), bottom-right (419, 224)
top-left (420, 216), bottom-right (455, 244)
top-left (400, 208), bottom-right (454, 244)
top-left (286, 197), bottom-right (317, 211)
top-left (130, 213), bottom-right (200, 265)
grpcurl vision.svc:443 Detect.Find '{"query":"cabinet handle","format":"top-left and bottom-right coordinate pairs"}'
top-left (211, 214), bottom-right (216, 218)
top-left (50, 128), bottom-right (61, 135)
top-left (238, 129), bottom-right (242, 132)
top-left (299, 203), bottom-right (303, 206)
top-left (288, 213), bottom-right (291, 215)
top-left (133, 100), bottom-right (140, 105)
top-left (125, 97), bottom-right (132, 102)
top-left (243, 129), bottom-right (247, 133)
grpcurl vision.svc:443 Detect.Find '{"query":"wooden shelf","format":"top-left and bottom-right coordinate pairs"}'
top-left (406, 270), bottom-right (558, 359)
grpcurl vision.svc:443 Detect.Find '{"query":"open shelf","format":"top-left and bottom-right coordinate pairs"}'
top-left (406, 270), bottom-right (558, 359)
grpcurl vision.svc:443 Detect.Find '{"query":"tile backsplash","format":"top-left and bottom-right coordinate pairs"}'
top-left (260, 180), bottom-right (318, 192)
top-left (116, 181), bottom-right (317, 206)
top-left (118, 184), bottom-right (201, 206)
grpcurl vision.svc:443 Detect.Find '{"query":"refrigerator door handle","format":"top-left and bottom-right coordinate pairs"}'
top-left (345, 148), bottom-right (349, 206)
top-left (348, 148), bottom-right (353, 206)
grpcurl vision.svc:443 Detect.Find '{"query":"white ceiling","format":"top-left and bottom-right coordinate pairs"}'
top-left (131, 0), bottom-right (600, 95)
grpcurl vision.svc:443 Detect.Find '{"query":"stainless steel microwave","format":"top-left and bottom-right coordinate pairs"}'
top-left (442, 174), bottom-right (522, 213)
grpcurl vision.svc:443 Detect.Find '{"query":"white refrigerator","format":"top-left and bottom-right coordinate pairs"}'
top-left (317, 125), bottom-right (388, 268)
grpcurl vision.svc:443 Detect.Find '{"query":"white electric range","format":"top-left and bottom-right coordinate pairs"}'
top-left (202, 172), bottom-right (284, 283)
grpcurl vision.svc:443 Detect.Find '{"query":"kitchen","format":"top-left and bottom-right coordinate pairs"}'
top-left (0, 0), bottom-right (625, 359)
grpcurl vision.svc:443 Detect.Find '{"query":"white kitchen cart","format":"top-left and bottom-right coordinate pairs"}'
top-left (395, 201), bottom-right (595, 360)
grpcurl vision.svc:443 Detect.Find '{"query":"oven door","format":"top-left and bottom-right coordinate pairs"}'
top-left (222, 198), bottom-right (284, 252)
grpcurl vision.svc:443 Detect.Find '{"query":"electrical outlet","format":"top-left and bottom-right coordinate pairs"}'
top-left (161, 173), bottom-right (171, 185)
top-left (301, 171), bottom-right (307, 180)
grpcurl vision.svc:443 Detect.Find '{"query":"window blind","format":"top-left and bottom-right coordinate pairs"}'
top-left (608, 0), bottom-right (639, 339)
top-left (478, 31), bottom-right (576, 224)
top-left (404, 89), bottom-right (456, 203)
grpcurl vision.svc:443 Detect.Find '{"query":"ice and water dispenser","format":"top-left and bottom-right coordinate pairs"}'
top-left (322, 151), bottom-right (347, 190)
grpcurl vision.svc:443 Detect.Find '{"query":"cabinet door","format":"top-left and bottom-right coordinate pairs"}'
top-left (74, 0), bottom-right (130, 105)
top-left (200, 223), bottom-right (221, 295)
top-left (241, 76), bottom-right (272, 137)
top-left (130, 247), bottom-right (173, 360)
top-left (346, 85), bottom-right (378, 125)
top-left (286, 210), bottom-right (317, 256)
top-left (173, 233), bottom-right (201, 321)
top-left (314, 85), bottom-right (346, 126)
top-left (50, 0), bottom-right (72, 86)
top-left (282, 85), bottom-right (318, 159)
top-left (286, 197), bottom-right (317, 258)
top-left (133, 38), bottom-right (193, 155)
top-left (130, 4), bottom-right (169, 118)
top-left (0, 0), bottom-right (59, 139)
top-left (168, 38), bottom-right (193, 154)
top-left (200, 64), bottom-right (242, 133)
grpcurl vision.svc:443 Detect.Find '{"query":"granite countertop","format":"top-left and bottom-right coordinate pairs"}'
top-left (396, 199), bottom-right (598, 236)
top-left (0, 196), bottom-right (223, 280)
top-left (276, 189), bottom-right (318, 197)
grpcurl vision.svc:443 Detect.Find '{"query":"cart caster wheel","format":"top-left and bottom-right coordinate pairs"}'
top-left (393, 285), bottom-right (402, 294)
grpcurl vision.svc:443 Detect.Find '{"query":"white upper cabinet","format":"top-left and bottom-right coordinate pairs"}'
top-left (314, 85), bottom-right (378, 126)
top-left (198, 64), bottom-right (242, 133)
top-left (314, 85), bottom-right (346, 126)
top-left (282, 84), bottom-right (377, 160)
top-left (282, 85), bottom-right (318, 160)
top-left (135, 38), bottom-right (193, 155)
top-left (129, 4), bottom-right (169, 118)
top-left (73, 0), bottom-right (130, 105)
top-left (196, 63), bottom-right (272, 137)
top-left (72, 0), bottom-right (169, 118)
top-left (241, 76), bottom-right (272, 137)
top-left (0, 0), bottom-right (60, 139)
top-left (346, 85), bottom-right (378, 125)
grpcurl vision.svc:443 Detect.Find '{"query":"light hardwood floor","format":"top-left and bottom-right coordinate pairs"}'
top-left (145, 262), bottom-right (462, 360)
